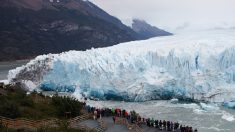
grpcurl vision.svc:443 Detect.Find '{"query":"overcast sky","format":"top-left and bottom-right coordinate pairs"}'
top-left (90, 0), bottom-right (235, 33)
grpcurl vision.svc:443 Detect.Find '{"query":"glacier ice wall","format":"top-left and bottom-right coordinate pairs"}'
top-left (8, 30), bottom-right (235, 102)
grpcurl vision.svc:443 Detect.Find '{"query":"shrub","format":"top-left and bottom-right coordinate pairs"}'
top-left (0, 101), bottom-right (20, 119)
top-left (52, 95), bottom-right (82, 118)
top-left (20, 97), bottom-right (34, 107)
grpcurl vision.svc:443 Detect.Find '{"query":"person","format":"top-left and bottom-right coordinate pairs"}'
top-left (182, 125), bottom-right (186, 132)
top-left (117, 109), bottom-right (121, 117)
top-left (99, 113), bottom-right (102, 119)
top-left (159, 120), bottom-right (163, 130)
top-left (93, 110), bottom-right (97, 120)
top-left (125, 111), bottom-right (128, 118)
top-left (175, 122), bottom-right (179, 130)
top-left (146, 118), bottom-right (150, 127)
top-left (138, 115), bottom-right (142, 124)
top-left (113, 116), bottom-right (116, 123)
top-left (150, 118), bottom-right (154, 127)
top-left (142, 118), bottom-right (145, 123)
top-left (111, 108), bottom-right (115, 115)
top-left (97, 109), bottom-right (100, 119)
top-left (101, 109), bottom-right (105, 117)
top-left (170, 121), bottom-right (173, 131)
top-left (189, 127), bottom-right (193, 132)
top-left (163, 120), bottom-right (166, 130)
top-left (167, 121), bottom-right (170, 131)
top-left (194, 128), bottom-right (198, 132)
top-left (82, 101), bottom-right (86, 107)
top-left (155, 120), bottom-right (159, 128)
top-left (122, 109), bottom-right (126, 117)
top-left (186, 126), bottom-right (189, 132)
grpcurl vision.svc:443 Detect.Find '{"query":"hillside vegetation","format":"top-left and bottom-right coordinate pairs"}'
top-left (0, 84), bottom-right (83, 119)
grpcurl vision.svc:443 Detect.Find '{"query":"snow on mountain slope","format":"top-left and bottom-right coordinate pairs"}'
top-left (7, 29), bottom-right (235, 103)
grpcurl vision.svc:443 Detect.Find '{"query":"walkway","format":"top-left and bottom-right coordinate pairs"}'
top-left (103, 117), bottom-right (130, 132)
top-left (72, 119), bottom-right (99, 129)
top-left (71, 117), bottom-right (131, 132)
top-left (80, 120), bottom-right (99, 128)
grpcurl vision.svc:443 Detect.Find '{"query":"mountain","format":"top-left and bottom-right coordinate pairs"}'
top-left (132, 19), bottom-right (173, 39)
top-left (0, 0), bottom-right (140, 61)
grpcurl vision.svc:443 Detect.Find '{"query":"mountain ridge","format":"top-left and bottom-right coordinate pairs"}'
top-left (132, 19), bottom-right (172, 39)
top-left (0, 0), bottom-right (140, 61)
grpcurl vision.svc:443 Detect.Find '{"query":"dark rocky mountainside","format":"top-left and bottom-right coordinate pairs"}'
top-left (132, 19), bottom-right (172, 39)
top-left (0, 0), bottom-right (172, 61)
top-left (0, 0), bottom-right (141, 61)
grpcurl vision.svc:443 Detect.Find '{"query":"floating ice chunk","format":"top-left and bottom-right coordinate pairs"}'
top-left (170, 98), bottom-right (179, 104)
top-left (221, 111), bottom-right (235, 121)
top-left (180, 103), bottom-right (200, 109)
top-left (223, 101), bottom-right (235, 109)
top-left (193, 108), bottom-right (205, 114)
top-left (200, 103), bottom-right (220, 111)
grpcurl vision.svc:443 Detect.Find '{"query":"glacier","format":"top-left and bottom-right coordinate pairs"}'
top-left (7, 29), bottom-right (235, 103)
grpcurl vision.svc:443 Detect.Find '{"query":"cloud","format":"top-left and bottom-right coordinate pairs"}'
top-left (90, 0), bottom-right (235, 33)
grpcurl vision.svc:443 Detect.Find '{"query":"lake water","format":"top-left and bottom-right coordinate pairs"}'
top-left (0, 60), bottom-right (29, 80)
top-left (87, 100), bottom-right (235, 132)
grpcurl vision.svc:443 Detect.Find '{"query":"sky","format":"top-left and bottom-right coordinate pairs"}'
top-left (90, 0), bottom-right (235, 33)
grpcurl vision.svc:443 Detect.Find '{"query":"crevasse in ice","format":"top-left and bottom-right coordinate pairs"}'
top-left (7, 30), bottom-right (235, 102)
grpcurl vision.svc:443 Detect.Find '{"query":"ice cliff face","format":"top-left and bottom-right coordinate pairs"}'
top-left (8, 30), bottom-right (235, 102)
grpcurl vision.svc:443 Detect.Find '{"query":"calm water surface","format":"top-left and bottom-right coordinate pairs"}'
top-left (0, 60), bottom-right (29, 80)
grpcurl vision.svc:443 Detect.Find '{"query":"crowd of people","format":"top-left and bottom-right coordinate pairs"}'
top-left (84, 104), bottom-right (198, 132)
